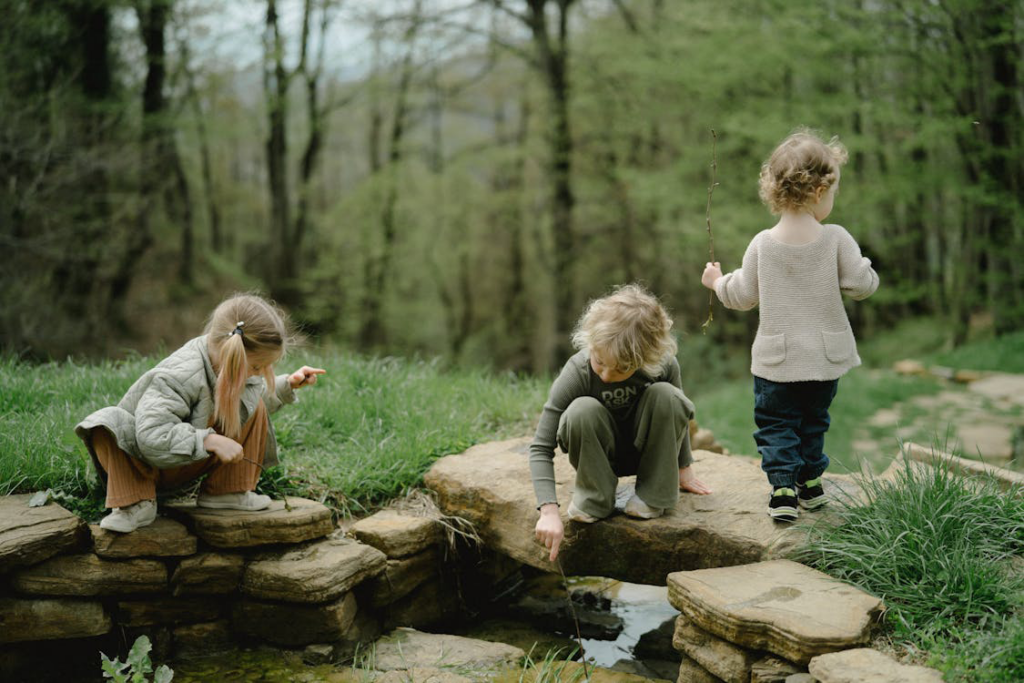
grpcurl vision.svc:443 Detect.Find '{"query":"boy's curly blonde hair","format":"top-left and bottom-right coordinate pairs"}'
top-left (571, 283), bottom-right (677, 377)
top-left (759, 128), bottom-right (848, 215)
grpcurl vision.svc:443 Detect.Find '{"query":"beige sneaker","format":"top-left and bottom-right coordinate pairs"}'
top-left (623, 493), bottom-right (664, 520)
top-left (197, 491), bottom-right (272, 511)
top-left (567, 501), bottom-right (600, 523)
top-left (99, 499), bottom-right (157, 533)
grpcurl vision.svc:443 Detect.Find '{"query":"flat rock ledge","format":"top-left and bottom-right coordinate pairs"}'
top-left (350, 510), bottom-right (443, 558)
top-left (243, 536), bottom-right (388, 603)
top-left (667, 560), bottom-right (885, 665)
top-left (424, 438), bottom-right (859, 585)
top-left (165, 496), bottom-right (332, 548)
top-left (0, 495), bottom-right (86, 573)
top-left (808, 648), bottom-right (944, 682)
top-left (90, 517), bottom-right (197, 558)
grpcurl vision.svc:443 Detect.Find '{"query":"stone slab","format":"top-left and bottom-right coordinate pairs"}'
top-left (11, 553), bottom-right (167, 596)
top-left (0, 494), bottom-right (86, 573)
top-left (968, 373), bottom-right (1024, 407)
top-left (808, 648), bottom-right (944, 682)
top-left (350, 510), bottom-right (443, 558)
top-left (0, 597), bottom-right (111, 643)
top-left (667, 560), bottom-right (884, 665)
top-left (171, 552), bottom-right (245, 595)
top-left (750, 655), bottom-right (803, 683)
top-left (115, 597), bottom-right (223, 627)
top-left (423, 438), bottom-right (860, 584)
top-left (672, 613), bottom-right (761, 683)
top-left (90, 517), bottom-right (197, 558)
top-left (243, 536), bottom-right (387, 603)
top-left (365, 547), bottom-right (441, 607)
top-left (676, 654), bottom-right (723, 683)
top-left (372, 628), bottom-right (525, 672)
top-left (164, 497), bottom-right (333, 548)
top-left (232, 592), bottom-right (358, 646)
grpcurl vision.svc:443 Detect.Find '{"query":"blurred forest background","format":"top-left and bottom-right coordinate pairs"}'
top-left (2, 0), bottom-right (1022, 382)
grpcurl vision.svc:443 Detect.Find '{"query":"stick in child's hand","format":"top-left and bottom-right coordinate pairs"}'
top-left (702, 128), bottom-right (719, 335)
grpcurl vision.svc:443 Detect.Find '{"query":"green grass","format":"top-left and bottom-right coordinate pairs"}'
top-left (795, 448), bottom-right (1024, 681)
top-left (928, 330), bottom-right (1024, 374)
top-left (0, 350), bottom-right (546, 518)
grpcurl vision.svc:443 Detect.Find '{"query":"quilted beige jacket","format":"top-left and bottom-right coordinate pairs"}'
top-left (76, 335), bottom-right (296, 470)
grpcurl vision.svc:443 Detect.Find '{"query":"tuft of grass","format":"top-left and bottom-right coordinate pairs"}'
top-left (795, 444), bottom-right (1024, 680)
top-left (0, 350), bottom-right (547, 519)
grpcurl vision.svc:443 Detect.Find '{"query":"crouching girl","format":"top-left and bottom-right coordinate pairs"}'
top-left (76, 293), bottom-right (324, 533)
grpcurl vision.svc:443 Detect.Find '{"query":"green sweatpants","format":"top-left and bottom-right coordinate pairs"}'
top-left (556, 382), bottom-right (690, 518)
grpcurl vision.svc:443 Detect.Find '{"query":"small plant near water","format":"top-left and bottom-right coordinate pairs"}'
top-left (796, 443), bottom-right (1024, 681)
top-left (100, 635), bottom-right (174, 682)
top-left (517, 646), bottom-right (585, 683)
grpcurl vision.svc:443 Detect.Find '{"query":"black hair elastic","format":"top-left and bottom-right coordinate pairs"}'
top-left (230, 321), bottom-right (245, 337)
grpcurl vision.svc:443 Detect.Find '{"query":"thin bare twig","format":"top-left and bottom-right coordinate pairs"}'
top-left (701, 129), bottom-right (718, 335)
top-left (555, 557), bottom-right (590, 680)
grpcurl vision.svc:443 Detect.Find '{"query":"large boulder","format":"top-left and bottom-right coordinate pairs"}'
top-left (808, 648), bottom-right (944, 682)
top-left (0, 495), bottom-right (86, 573)
top-left (424, 438), bottom-right (855, 584)
top-left (667, 560), bottom-right (884, 665)
top-left (165, 496), bottom-right (333, 548)
top-left (243, 536), bottom-right (387, 603)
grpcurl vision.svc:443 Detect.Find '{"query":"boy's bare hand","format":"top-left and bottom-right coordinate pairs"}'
top-left (534, 503), bottom-right (564, 562)
top-left (679, 466), bottom-right (712, 494)
top-left (288, 366), bottom-right (326, 389)
top-left (701, 262), bottom-right (723, 290)
top-left (204, 433), bottom-right (244, 463)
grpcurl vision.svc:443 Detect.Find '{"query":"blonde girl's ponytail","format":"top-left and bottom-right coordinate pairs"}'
top-left (205, 294), bottom-right (291, 439)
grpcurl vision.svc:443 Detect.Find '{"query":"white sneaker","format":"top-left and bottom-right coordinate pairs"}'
top-left (99, 499), bottom-right (157, 533)
top-left (197, 491), bottom-right (272, 511)
top-left (623, 493), bottom-right (664, 520)
top-left (567, 501), bottom-right (600, 523)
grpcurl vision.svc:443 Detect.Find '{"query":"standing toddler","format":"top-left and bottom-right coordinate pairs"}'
top-left (701, 129), bottom-right (878, 521)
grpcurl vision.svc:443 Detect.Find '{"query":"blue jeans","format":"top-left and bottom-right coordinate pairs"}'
top-left (753, 376), bottom-right (839, 488)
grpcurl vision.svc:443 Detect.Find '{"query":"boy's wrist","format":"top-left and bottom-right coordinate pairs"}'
top-left (538, 502), bottom-right (560, 515)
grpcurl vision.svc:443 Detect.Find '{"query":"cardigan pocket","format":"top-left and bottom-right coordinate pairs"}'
top-left (822, 328), bottom-right (855, 363)
top-left (753, 333), bottom-right (786, 366)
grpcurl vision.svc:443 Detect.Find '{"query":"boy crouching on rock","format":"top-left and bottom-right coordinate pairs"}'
top-left (530, 283), bottom-right (711, 561)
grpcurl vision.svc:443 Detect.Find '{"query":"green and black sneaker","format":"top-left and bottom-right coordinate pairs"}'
top-left (796, 476), bottom-right (827, 510)
top-left (768, 487), bottom-right (798, 522)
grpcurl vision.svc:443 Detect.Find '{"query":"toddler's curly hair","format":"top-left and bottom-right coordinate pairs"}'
top-left (758, 128), bottom-right (848, 215)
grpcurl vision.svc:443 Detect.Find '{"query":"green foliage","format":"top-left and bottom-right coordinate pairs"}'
top-left (795, 446), bottom-right (1024, 680)
top-left (928, 330), bottom-right (1024, 374)
top-left (517, 646), bottom-right (584, 683)
top-left (100, 635), bottom-right (174, 683)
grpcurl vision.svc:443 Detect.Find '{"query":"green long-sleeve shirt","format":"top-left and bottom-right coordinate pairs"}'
top-left (528, 349), bottom-right (695, 507)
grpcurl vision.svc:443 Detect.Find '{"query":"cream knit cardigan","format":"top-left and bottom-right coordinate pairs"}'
top-left (714, 223), bottom-right (879, 383)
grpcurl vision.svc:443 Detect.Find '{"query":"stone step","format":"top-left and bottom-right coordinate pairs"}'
top-left (242, 536), bottom-right (387, 603)
top-left (0, 597), bottom-right (111, 643)
top-left (350, 509), bottom-right (443, 558)
top-left (0, 494), bottom-right (86, 573)
top-left (90, 516), bottom-right (197, 558)
top-left (423, 438), bottom-right (861, 585)
top-left (667, 560), bottom-right (884, 665)
top-left (11, 552), bottom-right (168, 596)
top-left (808, 648), bottom-right (944, 682)
top-left (164, 496), bottom-right (332, 548)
